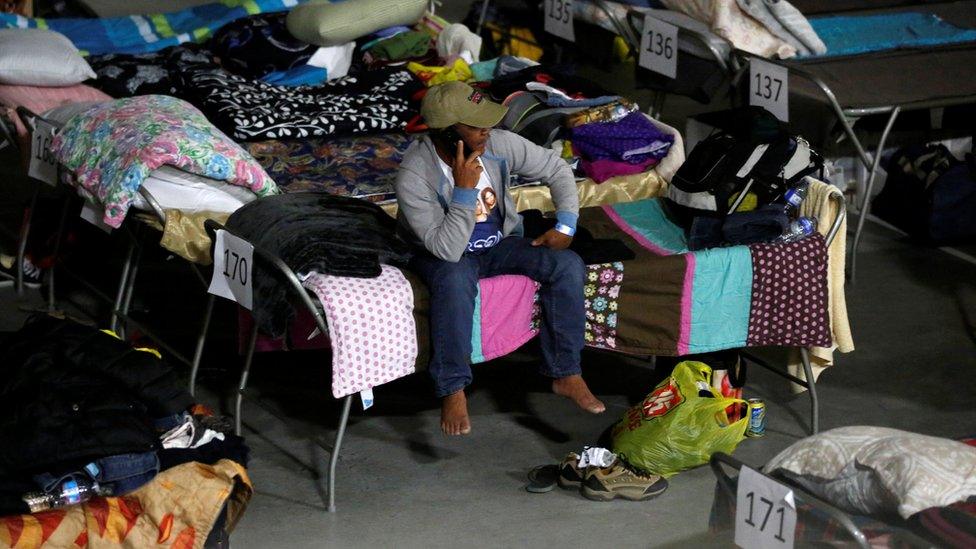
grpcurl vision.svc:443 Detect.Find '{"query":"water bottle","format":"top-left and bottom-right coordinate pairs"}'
top-left (782, 179), bottom-right (810, 216)
top-left (776, 216), bottom-right (818, 243)
top-left (22, 477), bottom-right (99, 513)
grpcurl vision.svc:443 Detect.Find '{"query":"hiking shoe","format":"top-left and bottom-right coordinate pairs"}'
top-left (581, 458), bottom-right (669, 502)
top-left (0, 255), bottom-right (42, 289)
top-left (557, 452), bottom-right (585, 489)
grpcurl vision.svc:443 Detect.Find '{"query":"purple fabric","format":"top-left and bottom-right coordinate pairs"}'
top-left (580, 157), bottom-right (657, 183)
top-left (571, 112), bottom-right (674, 164)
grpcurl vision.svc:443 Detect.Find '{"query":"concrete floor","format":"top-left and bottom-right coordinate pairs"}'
top-left (6, 213), bottom-right (972, 548)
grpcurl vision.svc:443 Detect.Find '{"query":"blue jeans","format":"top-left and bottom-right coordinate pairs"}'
top-left (411, 236), bottom-right (586, 397)
top-left (34, 451), bottom-right (159, 497)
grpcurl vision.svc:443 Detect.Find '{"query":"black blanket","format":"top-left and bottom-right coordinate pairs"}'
top-left (87, 46), bottom-right (423, 142)
top-left (225, 193), bottom-right (413, 337)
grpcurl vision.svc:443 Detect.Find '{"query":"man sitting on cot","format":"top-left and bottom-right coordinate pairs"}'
top-left (395, 81), bottom-right (605, 436)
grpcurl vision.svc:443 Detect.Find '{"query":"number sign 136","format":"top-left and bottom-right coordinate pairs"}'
top-left (544, 0), bottom-right (575, 42)
top-left (639, 16), bottom-right (678, 79)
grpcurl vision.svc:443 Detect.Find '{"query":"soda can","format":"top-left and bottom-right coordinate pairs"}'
top-left (746, 398), bottom-right (767, 437)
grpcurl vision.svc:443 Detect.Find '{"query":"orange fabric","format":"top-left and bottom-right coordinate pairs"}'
top-left (0, 459), bottom-right (250, 549)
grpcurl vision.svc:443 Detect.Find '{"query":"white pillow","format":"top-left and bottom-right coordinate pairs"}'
top-left (765, 426), bottom-right (976, 519)
top-left (0, 29), bottom-right (97, 86)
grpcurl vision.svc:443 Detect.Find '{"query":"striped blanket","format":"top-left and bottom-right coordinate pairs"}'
top-left (0, 0), bottom-right (306, 55)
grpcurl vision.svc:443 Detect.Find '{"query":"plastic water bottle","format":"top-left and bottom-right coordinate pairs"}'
top-left (776, 216), bottom-right (818, 243)
top-left (22, 477), bottom-right (99, 513)
top-left (783, 180), bottom-right (810, 216)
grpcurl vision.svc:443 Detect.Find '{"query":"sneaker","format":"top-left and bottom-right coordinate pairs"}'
top-left (557, 452), bottom-right (585, 489)
top-left (581, 458), bottom-right (669, 502)
top-left (0, 255), bottom-right (42, 289)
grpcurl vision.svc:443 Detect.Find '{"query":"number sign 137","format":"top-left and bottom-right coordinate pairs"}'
top-left (749, 58), bottom-right (789, 123)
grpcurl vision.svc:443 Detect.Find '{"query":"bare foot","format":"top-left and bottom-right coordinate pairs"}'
top-left (441, 390), bottom-right (471, 436)
top-left (552, 375), bottom-right (606, 414)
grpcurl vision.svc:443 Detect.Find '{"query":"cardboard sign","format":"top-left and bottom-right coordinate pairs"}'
top-left (79, 202), bottom-right (113, 234)
top-left (735, 466), bottom-right (797, 549)
top-left (544, 0), bottom-right (575, 42)
top-left (749, 59), bottom-right (789, 122)
top-left (28, 119), bottom-right (58, 186)
top-left (208, 229), bottom-right (254, 310)
top-left (639, 15), bottom-right (678, 78)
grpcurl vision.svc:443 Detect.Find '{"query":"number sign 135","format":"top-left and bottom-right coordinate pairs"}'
top-left (544, 0), bottom-right (574, 42)
top-left (734, 466), bottom-right (797, 549)
top-left (208, 229), bottom-right (254, 310)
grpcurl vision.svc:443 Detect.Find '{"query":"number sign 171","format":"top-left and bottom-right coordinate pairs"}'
top-left (734, 466), bottom-right (797, 549)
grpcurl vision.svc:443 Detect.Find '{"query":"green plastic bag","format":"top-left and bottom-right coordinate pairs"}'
top-left (611, 361), bottom-right (748, 477)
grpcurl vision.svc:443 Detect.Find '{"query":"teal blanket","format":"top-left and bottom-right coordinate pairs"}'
top-left (0, 0), bottom-right (308, 55)
top-left (810, 12), bottom-right (976, 58)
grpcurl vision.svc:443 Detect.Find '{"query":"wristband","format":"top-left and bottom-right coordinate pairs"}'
top-left (554, 223), bottom-right (576, 237)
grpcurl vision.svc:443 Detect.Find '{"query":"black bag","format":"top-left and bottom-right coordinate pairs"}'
top-left (666, 107), bottom-right (822, 229)
top-left (873, 144), bottom-right (976, 244)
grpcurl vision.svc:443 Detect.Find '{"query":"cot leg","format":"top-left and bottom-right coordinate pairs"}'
top-left (475, 0), bottom-right (490, 34)
top-left (235, 323), bottom-right (260, 437)
top-left (327, 395), bottom-right (354, 513)
top-left (116, 240), bottom-right (143, 340)
top-left (850, 107), bottom-right (901, 284)
top-left (110, 238), bottom-right (136, 334)
top-left (46, 195), bottom-right (71, 312)
top-left (15, 186), bottom-right (38, 295)
top-left (799, 347), bottom-right (819, 435)
top-left (188, 293), bottom-right (215, 397)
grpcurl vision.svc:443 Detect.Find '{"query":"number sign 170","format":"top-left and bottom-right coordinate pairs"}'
top-left (223, 249), bottom-right (248, 286)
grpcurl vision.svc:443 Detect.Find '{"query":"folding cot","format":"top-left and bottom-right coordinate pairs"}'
top-left (618, 1), bottom-right (976, 279)
top-left (709, 452), bottom-right (940, 547)
top-left (195, 183), bottom-right (846, 512)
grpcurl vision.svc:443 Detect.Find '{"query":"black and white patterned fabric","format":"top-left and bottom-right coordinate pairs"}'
top-left (88, 45), bottom-right (423, 142)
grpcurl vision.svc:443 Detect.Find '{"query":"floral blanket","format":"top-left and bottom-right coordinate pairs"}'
top-left (52, 95), bottom-right (277, 228)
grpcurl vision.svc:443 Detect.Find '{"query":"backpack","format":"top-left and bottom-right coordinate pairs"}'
top-left (666, 107), bottom-right (822, 228)
top-left (500, 91), bottom-right (584, 148)
top-left (873, 144), bottom-right (976, 244)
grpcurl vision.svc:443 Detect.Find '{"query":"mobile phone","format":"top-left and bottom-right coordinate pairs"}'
top-left (438, 127), bottom-right (474, 158)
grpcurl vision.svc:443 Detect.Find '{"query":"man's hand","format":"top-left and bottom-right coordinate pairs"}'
top-left (452, 140), bottom-right (482, 189)
top-left (532, 228), bottom-right (572, 250)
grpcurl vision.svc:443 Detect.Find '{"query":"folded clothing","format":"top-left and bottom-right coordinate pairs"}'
top-left (580, 157), bottom-right (657, 184)
top-left (572, 112), bottom-right (675, 164)
top-left (260, 64), bottom-right (327, 86)
top-left (407, 58), bottom-right (473, 86)
top-left (225, 192), bottom-right (413, 337)
top-left (367, 30), bottom-right (432, 61)
top-left (209, 12), bottom-right (318, 79)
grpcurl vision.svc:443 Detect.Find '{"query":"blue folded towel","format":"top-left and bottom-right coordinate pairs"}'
top-left (810, 12), bottom-right (976, 58)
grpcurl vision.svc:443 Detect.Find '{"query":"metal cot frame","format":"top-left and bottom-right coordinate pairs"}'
top-left (190, 189), bottom-right (844, 514)
top-left (709, 452), bottom-right (934, 547)
top-left (4, 107), bottom-right (217, 389)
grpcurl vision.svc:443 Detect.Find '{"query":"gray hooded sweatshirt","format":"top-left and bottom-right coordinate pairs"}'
top-left (394, 129), bottom-right (579, 262)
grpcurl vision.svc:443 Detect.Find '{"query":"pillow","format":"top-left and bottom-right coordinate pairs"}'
top-left (0, 29), bottom-right (97, 86)
top-left (765, 426), bottom-right (976, 519)
top-left (286, 0), bottom-right (428, 47)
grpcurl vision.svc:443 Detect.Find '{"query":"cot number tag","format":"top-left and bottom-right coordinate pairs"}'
top-left (28, 119), bottom-right (58, 186)
top-left (639, 15), bottom-right (678, 78)
top-left (544, 0), bottom-right (575, 42)
top-left (208, 229), bottom-right (254, 310)
top-left (749, 59), bottom-right (789, 123)
top-left (735, 466), bottom-right (797, 549)
top-left (79, 202), bottom-right (113, 234)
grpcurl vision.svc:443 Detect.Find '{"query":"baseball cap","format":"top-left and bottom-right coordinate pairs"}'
top-left (421, 81), bottom-right (509, 129)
